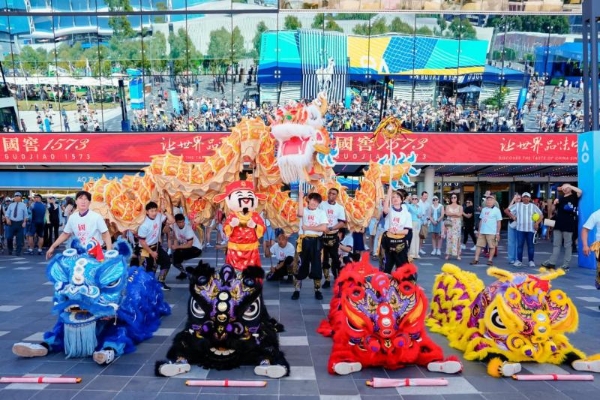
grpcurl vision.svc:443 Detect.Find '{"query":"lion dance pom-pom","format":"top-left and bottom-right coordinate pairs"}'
top-left (317, 254), bottom-right (462, 375)
top-left (427, 264), bottom-right (600, 377)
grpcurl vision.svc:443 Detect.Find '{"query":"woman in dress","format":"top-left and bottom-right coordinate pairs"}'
top-left (444, 194), bottom-right (462, 260)
top-left (429, 195), bottom-right (444, 256)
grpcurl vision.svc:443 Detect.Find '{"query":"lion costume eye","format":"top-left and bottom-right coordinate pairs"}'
top-left (490, 308), bottom-right (506, 330)
top-left (243, 299), bottom-right (261, 321)
top-left (190, 298), bottom-right (206, 319)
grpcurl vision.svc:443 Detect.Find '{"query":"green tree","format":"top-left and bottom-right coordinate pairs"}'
top-left (169, 27), bottom-right (202, 75)
top-left (334, 13), bottom-right (374, 20)
top-left (252, 21), bottom-right (268, 61)
top-left (415, 26), bottom-right (433, 36)
top-left (145, 31), bottom-right (168, 73)
top-left (353, 17), bottom-right (388, 35)
top-left (447, 17), bottom-right (477, 40)
top-left (283, 15), bottom-right (302, 30)
top-left (154, 2), bottom-right (167, 23)
top-left (105, 0), bottom-right (135, 38)
top-left (324, 19), bottom-right (344, 33)
top-left (15, 46), bottom-right (48, 74)
top-left (483, 86), bottom-right (510, 109)
top-left (207, 27), bottom-right (232, 68)
top-left (486, 15), bottom-right (569, 34)
top-left (312, 14), bottom-right (325, 29)
top-left (231, 26), bottom-right (245, 62)
top-left (389, 17), bottom-right (414, 34)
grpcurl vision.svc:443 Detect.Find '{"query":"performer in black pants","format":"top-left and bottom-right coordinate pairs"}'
top-left (170, 213), bottom-right (203, 280)
top-left (319, 188), bottom-right (347, 288)
top-left (380, 187), bottom-right (411, 274)
top-left (462, 199), bottom-right (477, 249)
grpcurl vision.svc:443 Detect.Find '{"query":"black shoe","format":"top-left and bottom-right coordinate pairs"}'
top-left (161, 283), bottom-right (171, 291)
top-left (315, 291), bottom-right (323, 300)
top-left (561, 265), bottom-right (570, 272)
top-left (322, 281), bottom-right (331, 289)
top-left (175, 272), bottom-right (187, 280)
top-left (541, 261), bottom-right (555, 269)
top-left (291, 291), bottom-right (300, 300)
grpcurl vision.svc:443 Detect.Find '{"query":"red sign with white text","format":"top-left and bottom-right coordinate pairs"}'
top-left (0, 132), bottom-right (577, 165)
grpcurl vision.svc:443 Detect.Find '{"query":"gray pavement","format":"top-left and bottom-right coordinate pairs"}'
top-left (0, 236), bottom-right (599, 399)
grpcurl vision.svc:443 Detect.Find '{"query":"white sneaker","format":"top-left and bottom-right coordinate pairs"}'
top-left (436, 249), bottom-right (442, 256)
top-left (431, 250), bottom-right (437, 255)
top-left (364, 246), bottom-right (370, 251)
top-left (513, 261), bottom-right (523, 267)
top-left (427, 360), bottom-right (463, 374)
top-left (529, 261), bottom-right (535, 268)
top-left (572, 359), bottom-right (600, 372)
top-left (500, 362), bottom-right (522, 377)
top-left (12, 342), bottom-right (48, 357)
top-left (460, 244), bottom-right (466, 250)
top-left (333, 362), bottom-right (362, 375)
top-left (470, 246), bottom-right (477, 251)
top-left (158, 362), bottom-right (192, 377)
top-left (93, 349), bottom-right (115, 365)
top-left (205, 243), bottom-right (213, 248)
top-left (254, 364), bottom-right (288, 378)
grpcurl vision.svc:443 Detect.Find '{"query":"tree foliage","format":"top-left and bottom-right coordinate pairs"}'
top-left (283, 15), bottom-right (302, 30)
top-left (251, 21), bottom-right (268, 61)
top-left (312, 14), bottom-right (343, 32)
top-left (447, 17), bottom-right (477, 40)
top-left (486, 15), bottom-right (570, 34)
top-left (105, 0), bottom-right (135, 38)
top-left (352, 17), bottom-right (388, 35)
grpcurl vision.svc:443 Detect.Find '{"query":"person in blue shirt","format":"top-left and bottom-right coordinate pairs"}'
top-left (27, 194), bottom-right (47, 255)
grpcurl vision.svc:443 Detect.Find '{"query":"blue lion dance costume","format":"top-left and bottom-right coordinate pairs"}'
top-left (12, 239), bottom-right (171, 365)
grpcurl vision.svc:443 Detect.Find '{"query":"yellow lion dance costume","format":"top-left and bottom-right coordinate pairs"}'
top-left (427, 264), bottom-right (600, 377)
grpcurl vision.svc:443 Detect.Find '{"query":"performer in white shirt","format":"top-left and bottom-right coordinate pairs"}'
top-left (380, 186), bottom-right (411, 273)
top-left (170, 213), bottom-right (203, 280)
top-left (266, 233), bottom-right (295, 282)
top-left (292, 187), bottom-right (328, 301)
top-left (46, 190), bottom-right (111, 260)
top-left (138, 201), bottom-right (175, 290)
top-left (319, 188), bottom-right (347, 289)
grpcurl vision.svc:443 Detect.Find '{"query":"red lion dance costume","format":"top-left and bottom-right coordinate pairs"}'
top-left (317, 254), bottom-right (462, 375)
top-left (214, 180), bottom-right (266, 270)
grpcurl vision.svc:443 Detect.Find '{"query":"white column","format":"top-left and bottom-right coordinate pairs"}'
top-left (424, 167), bottom-right (435, 198)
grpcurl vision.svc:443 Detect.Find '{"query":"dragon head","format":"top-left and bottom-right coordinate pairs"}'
top-left (185, 262), bottom-right (278, 369)
top-left (269, 93), bottom-right (336, 183)
top-left (470, 267), bottom-right (578, 362)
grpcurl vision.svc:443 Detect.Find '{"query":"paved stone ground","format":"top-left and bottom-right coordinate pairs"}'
top-left (0, 236), bottom-right (599, 399)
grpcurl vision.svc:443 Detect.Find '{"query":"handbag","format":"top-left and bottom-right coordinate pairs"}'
top-left (543, 219), bottom-right (555, 228)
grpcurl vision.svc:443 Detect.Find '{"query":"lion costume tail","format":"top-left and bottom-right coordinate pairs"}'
top-left (426, 264), bottom-right (484, 343)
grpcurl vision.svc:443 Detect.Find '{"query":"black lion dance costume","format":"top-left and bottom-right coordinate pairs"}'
top-left (156, 262), bottom-right (290, 378)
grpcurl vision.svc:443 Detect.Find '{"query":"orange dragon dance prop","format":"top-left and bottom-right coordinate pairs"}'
top-left (84, 95), bottom-right (421, 236)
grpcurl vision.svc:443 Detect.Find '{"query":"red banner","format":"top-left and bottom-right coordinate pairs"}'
top-left (0, 132), bottom-right (577, 165)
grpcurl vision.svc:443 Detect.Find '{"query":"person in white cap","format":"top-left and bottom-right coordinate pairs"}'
top-left (505, 192), bottom-right (543, 268)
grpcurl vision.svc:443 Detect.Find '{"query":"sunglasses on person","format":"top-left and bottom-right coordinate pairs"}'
top-left (433, 199), bottom-right (439, 201)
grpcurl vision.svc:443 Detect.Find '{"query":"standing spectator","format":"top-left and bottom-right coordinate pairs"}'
top-left (470, 195), bottom-right (503, 266)
top-left (580, 208), bottom-right (600, 293)
top-left (26, 194), bottom-right (46, 255)
top-left (418, 191), bottom-right (431, 254)
top-left (45, 196), bottom-right (60, 248)
top-left (504, 194), bottom-right (521, 265)
top-left (61, 197), bottom-right (75, 224)
top-left (461, 199), bottom-right (477, 251)
top-left (292, 188), bottom-right (328, 301)
top-left (505, 192), bottom-right (543, 268)
top-left (170, 213), bottom-right (203, 280)
top-left (444, 194), bottom-right (462, 260)
top-left (541, 183), bottom-right (582, 271)
top-left (429, 195), bottom-right (444, 255)
top-left (4, 192), bottom-right (28, 256)
top-left (407, 194), bottom-right (422, 259)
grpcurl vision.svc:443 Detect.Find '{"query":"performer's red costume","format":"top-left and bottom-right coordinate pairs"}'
top-left (214, 180), bottom-right (266, 270)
